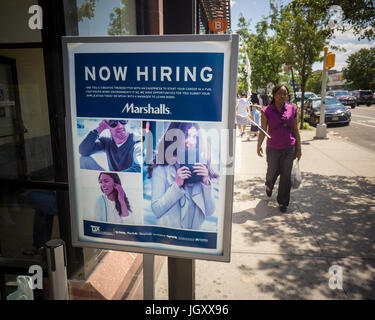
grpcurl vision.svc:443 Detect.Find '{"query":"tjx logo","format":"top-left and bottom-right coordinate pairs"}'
top-left (91, 225), bottom-right (100, 233)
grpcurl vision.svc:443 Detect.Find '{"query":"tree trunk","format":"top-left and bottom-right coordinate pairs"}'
top-left (300, 83), bottom-right (306, 130)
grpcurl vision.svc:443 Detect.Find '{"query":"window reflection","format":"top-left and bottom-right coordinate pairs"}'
top-left (77, 0), bottom-right (137, 36)
top-left (0, 0), bottom-right (42, 44)
top-left (0, 49), bottom-right (54, 181)
top-left (0, 188), bottom-right (61, 258)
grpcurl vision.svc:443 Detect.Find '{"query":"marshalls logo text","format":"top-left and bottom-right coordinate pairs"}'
top-left (122, 103), bottom-right (171, 115)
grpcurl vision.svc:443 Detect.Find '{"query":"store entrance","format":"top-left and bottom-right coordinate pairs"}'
top-left (0, 56), bottom-right (27, 180)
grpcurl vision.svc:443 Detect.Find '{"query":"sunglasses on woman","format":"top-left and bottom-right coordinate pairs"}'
top-left (106, 120), bottom-right (128, 128)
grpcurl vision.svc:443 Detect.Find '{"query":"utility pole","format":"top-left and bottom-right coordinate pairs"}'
top-left (316, 47), bottom-right (335, 138)
top-left (316, 46), bottom-right (328, 139)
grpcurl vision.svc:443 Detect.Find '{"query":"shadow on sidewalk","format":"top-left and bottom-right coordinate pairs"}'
top-left (232, 173), bottom-right (375, 299)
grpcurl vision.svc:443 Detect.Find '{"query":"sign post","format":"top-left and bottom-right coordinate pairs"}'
top-left (168, 258), bottom-right (195, 300)
top-left (316, 46), bottom-right (333, 139)
top-left (62, 35), bottom-right (238, 298)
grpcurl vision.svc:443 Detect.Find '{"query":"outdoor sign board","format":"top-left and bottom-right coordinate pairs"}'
top-left (62, 35), bottom-right (238, 262)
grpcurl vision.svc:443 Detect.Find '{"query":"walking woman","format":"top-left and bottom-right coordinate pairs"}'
top-left (257, 85), bottom-right (302, 213)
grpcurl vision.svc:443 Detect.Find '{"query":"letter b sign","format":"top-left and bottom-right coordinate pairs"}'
top-left (208, 18), bottom-right (227, 33)
top-left (215, 21), bottom-right (222, 30)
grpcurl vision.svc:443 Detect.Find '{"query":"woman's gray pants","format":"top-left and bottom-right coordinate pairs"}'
top-left (266, 145), bottom-right (295, 207)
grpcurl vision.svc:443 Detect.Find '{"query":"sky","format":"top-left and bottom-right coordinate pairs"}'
top-left (230, 0), bottom-right (375, 72)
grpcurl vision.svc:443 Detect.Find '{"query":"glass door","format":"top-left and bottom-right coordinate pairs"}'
top-left (0, 56), bottom-right (27, 179)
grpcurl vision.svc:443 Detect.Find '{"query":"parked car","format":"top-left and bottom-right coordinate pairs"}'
top-left (356, 90), bottom-right (374, 106)
top-left (350, 90), bottom-right (360, 105)
top-left (291, 91), bottom-right (318, 107)
top-left (304, 96), bottom-right (351, 126)
top-left (327, 90), bottom-right (356, 108)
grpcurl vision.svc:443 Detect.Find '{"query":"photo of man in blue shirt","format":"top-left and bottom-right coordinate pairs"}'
top-left (79, 119), bottom-right (141, 172)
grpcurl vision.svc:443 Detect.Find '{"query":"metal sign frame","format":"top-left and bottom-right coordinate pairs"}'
top-left (62, 34), bottom-right (238, 262)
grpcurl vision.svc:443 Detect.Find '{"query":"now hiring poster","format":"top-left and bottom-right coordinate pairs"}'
top-left (63, 35), bottom-right (238, 261)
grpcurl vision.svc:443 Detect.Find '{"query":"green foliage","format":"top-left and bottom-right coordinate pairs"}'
top-left (343, 48), bottom-right (375, 90)
top-left (237, 62), bottom-right (249, 94)
top-left (298, 0), bottom-right (375, 41)
top-left (306, 70), bottom-right (324, 93)
top-left (249, 19), bottom-right (284, 88)
top-left (76, 0), bottom-right (132, 36)
top-left (237, 15), bottom-right (284, 92)
top-left (107, 0), bottom-right (131, 35)
top-left (302, 122), bottom-right (312, 130)
top-left (77, 0), bottom-right (97, 22)
top-left (237, 15), bottom-right (252, 93)
top-left (235, 0), bottom-right (339, 123)
top-left (270, 1), bottom-right (334, 128)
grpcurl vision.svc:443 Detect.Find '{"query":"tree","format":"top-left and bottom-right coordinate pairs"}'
top-left (77, 0), bottom-right (132, 35)
top-left (306, 70), bottom-right (324, 93)
top-left (270, 1), bottom-right (334, 128)
top-left (343, 48), bottom-right (375, 89)
top-left (237, 15), bottom-right (284, 92)
top-left (77, 0), bottom-right (97, 22)
top-left (249, 19), bottom-right (284, 88)
top-left (299, 0), bottom-right (375, 41)
top-left (236, 15), bottom-right (253, 94)
top-left (107, 0), bottom-right (132, 35)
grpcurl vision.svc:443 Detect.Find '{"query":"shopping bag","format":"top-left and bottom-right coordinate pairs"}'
top-left (236, 114), bottom-right (252, 126)
top-left (7, 276), bottom-right (34, 300)
top-left (291, 160), bottom-right (302, 189)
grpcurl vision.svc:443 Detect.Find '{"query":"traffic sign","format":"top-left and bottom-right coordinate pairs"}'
top-left (326, 52), bottom-right (335, 69)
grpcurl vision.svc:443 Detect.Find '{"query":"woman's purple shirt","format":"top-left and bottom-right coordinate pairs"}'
top-left (262, 103), bottom-right (297, 149)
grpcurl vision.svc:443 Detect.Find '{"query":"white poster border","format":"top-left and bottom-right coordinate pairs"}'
top-left (62, 35), bottom-right (238, 262)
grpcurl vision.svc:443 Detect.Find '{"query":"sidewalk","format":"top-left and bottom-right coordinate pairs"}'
top-left (155, 128), bottom-right (375, 300)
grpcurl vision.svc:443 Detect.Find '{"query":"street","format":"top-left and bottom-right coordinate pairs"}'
top-left (326, 104), bottom-right (375, 153)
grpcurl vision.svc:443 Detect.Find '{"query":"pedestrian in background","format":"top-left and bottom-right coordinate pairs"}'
top-left (261, 93), bottom-right (270, 107)
top-left (257, 84), bottom-right (302, 213)
top-left (236, 91), bottom-right (250, 137)
top-left (251, 92), bottom-right (259, 105)
top-left (258, 94), bottom-right (263, 107)
top-left (250, 104), bottom-right (261, 138)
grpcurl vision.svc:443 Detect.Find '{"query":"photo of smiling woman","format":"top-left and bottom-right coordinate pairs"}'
top-left (95, 172), bottom-right (140, 225)
top-left (146, 122), bottom-right (219, 230)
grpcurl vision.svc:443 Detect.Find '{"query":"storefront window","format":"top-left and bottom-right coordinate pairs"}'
top-left (0, 0), bottom-right (41, 44)
top-left (0, 0), bottom-right (57, 270)
top-left (0, 188), bottom-right (61, 258)
top-left (76, 0), bottom-right (137, 36)
top-left (0, 49), bottom-right (54, 181)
